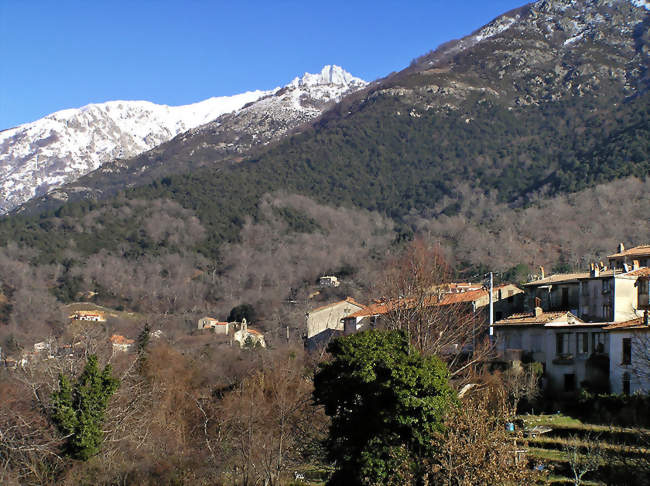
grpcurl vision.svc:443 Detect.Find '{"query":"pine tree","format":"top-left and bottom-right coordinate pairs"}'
top-left (51, 355), bottom-right (119, 460)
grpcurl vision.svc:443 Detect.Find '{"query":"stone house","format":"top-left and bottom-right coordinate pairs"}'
top-left (608, 243), bottom-right (650, 270)
top-left (197, 316), bottom-right (229, 334)
top-left (523, 272), bottom-right (587, 315)
top-left (306, 297), bottom-right (365, 339)
top-left (233, 319), bottom-right (266, 348)
top-left (69, 310), bottom-right (106, 322)
top-left (110, 334), bottom-right (134, 352)
top-left (604, 315), bottom-right (650, 395)
top-left (340, 284), bottom-right (525, 336)
top-left (319, 275), bottom-right (340, 287)
top-left (577, 266), bottom-right (644, 323)
top-left (493, 309), bottom-right (612, 394)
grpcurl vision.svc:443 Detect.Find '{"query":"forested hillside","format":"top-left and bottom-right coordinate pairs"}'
top-left (0, 0), bottom-right (647, 327)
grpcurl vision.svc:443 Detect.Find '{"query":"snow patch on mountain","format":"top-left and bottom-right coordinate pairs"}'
top-left (0, 66), bottom-right (365, 214)
top-left (288, 65), bottom-right (365, 89)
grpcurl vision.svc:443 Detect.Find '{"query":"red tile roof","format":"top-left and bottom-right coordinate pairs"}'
top-left (607, 245), bottom-right (650, 259)
top-left (626, 267), bottom-right (650, 277)
top-left (110, 334), bottom-right (134, 345)
top-left (345, 285), bottom-right (517, 318)
top-left (494, 311), bottom-right (580, 326)
top-left (524, 273), bottom-right (590, 286)
top-left (603, 318), bottom-right (648, 331)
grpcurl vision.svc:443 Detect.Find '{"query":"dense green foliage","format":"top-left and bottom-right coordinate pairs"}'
top-left (313, 330), bottom-right (455, 485)
top-left (227, 303), bottom-right (257, 323)
top-left (50, 355), bottom-right (120, 460)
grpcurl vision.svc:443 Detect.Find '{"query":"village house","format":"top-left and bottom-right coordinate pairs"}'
top-left (608, 243), bottom-right (650, 270)
top-left (197, 316), bottom-right (229, 334)
top-left (69, 310), bottom-right (106, 322)
top-left (341, 284), bottom-right (525, 335)
top-left (523, 271), bottom-right (586, 315)
top-left (319, 275), bottom-right (341, 287)
top-left (604, 315), bottom-right (650, 395)
top-left (306, 297), bottom-right (365, 339)
top-left (522, 263), bottom-right (647, 324)
top-left (233, 319), bottom-right (266, 348)
top-left (110, 334), bottom-right (134, 352)
top-left (495, 262), bottom-right (650, 396)
top-left (493, 309), bottom-right (612, 394)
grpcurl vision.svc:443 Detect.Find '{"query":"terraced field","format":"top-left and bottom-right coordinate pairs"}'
top-left (521, 414), bottom-right (650, 485)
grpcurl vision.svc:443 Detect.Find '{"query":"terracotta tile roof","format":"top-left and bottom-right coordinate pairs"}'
top-left (524, 273), bottom-right (590, 286)
top-left (309, 297), bottom-right (365, 314)
top-left (345, 285), bottom-right (518, 318)
top-left (603, 317), bottom-right (648, 331)
top-left (346, 301), bottom-right (394, 318)
top-left (607, 245), bottom-right (650, 259)
top-left (110, 334), bottom-right (134, 345)
top-left (626, 267), bottom-right (650, 277)
top-left (494, 311), bottom-right (580, 327)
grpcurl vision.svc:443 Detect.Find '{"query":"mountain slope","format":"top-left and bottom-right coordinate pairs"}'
top-left (1, 0), bottom-right (648, 268)
top-left (11, 65), bottom-right (366, 213)
top-left (0, 90), bottom-right (276, 213)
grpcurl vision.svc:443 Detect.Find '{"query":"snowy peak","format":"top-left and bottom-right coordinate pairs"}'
top-left (1, 66), bottom-right (366, 214)
top-left (288, 65), bottom-right (365, 89)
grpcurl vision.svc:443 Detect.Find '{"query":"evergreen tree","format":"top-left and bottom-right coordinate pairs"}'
top-left (51, 355), bottom-right (119, 460)
top-left (313, 329), bottom-right (454, 485)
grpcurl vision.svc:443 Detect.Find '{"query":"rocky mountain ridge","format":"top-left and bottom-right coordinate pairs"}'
top-left (0, 90), bottom-right (273, 213)
top-left (368, 0), bottom-right (648, 112)
top-left (3, 65), bottom-right (365, 214)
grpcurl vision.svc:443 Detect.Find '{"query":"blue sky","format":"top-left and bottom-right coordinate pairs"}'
top-left (0, 0), bottom-right (526, 130)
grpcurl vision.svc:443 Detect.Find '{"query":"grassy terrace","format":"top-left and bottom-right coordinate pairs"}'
top-left (520, 414), bottom-right (649, 485)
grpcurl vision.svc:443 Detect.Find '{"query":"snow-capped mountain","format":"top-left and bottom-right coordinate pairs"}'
top-left (0, 90), bottom-right (274, 213)
top-left (18, 65), bottom-right (367, 214)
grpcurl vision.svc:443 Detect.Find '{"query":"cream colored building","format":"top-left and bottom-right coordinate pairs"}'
top-left (306, 297), bottom-right (365, 339)
top-left (577, 267), bottom-right (643, 323)
top-left (605, 317), bottom-right (650, 395)
top-left (197, 316), bottom-right (229, 334)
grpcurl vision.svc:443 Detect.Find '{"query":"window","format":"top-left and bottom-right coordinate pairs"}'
top-left (556, 333), bottom-right (570, 356)
top-left (602, 279), bottom-right (612, 294)
top-left (622, 338), bottom-right (632, 365)
top-left (623, 373), bottom-right (631, 395)
top-left (639, 279), bottom-right (649, 308)
top-left (602, 303), bottom-right (612, 320)
top-left (564, 373), bottom-right (576, 392)
top-left (577, 332), bottom-right (589, 355)
top-left (592, 333), bottom-right (605, 353)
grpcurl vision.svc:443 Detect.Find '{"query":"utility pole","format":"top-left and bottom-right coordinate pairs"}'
top-left (489, 271), bottom-right (494, 337)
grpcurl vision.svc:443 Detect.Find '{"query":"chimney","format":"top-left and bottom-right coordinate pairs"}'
top-left (633, 260), bottom-right (640, 271)
top-left (618, 243), bottom-right (625, 253)
top-left (534, 306), bottom-right (543, 317)
top-left (590, 263), bottom-right (599, 278)
top-left (539, 266), bottom-right (545, 279)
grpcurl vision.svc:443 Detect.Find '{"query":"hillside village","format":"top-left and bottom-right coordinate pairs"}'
top-left (307, 243), bottom-right (650, 397)
top-left (3, 243), bottom-right (649, 401)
